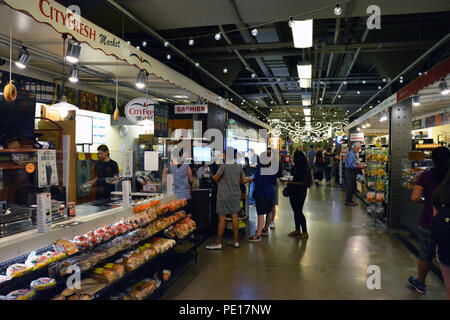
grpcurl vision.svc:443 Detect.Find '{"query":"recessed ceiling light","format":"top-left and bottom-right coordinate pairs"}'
top-left (164, 41), bottom-right (169, 47)
top-left (142, 41), bottom-right (147, 47)
top-left (362, 80), bottom-right (366, 84)
top-left (251, 28), bottom-right (258, 36)
top-left (188, 38), bottom-right (195, 46)
top-left (215, 33), bottom-right (221, 41)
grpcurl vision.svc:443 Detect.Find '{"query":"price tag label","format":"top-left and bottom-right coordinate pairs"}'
top-left (91, 153), bottom-right (98, 161)
top-left (78, 153), bottom-right (86, 161)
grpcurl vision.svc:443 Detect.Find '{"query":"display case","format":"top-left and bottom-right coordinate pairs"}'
top-left (0, 195), bottom-right (198, 300)
top-left (401, 158), bottom-right (433, 190)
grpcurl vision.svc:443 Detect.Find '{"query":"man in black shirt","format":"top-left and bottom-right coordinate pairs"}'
top-left (88, 145), bottom-right (119, 201)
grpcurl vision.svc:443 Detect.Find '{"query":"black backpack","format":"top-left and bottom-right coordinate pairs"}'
top-left (431, 207), bottom-right (450, 247)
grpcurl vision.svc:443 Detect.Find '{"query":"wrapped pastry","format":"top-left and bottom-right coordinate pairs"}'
top-left (0, 275), bottom-right (12, 284)
top-left (103, 263), bottom-right (125, 278)
top-left (7, 289), bottom-right (35, 300)
top-left (122, 253), bottom-right (139, 272)
top-left (54, 239), bottom-right (79, 255)
top-left (6, 264), bottom-right (34, 278)
top-left (92, 267), bottom-right (117, 284)
top-left (30, 277), bottom-right (57, 291)
top-left (163, 270), bottom-right (172, 281)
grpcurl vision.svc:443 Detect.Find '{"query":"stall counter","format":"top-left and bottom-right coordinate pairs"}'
top-left (0, 195), bottom-right (176, 263)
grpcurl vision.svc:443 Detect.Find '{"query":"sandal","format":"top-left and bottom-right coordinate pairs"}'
top-left (288, 230), bottom-right (300, 237)
top-left (248, 235), bottom-right (262, 242)
top-left (261, 228), bottom-right (269, 236)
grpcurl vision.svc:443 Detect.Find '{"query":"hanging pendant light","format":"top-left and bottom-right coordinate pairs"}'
top-left (114, 60), bottom-right (120, 121)
top-left (65, 39), bottom-right (81, 64)
top-left (136, 70), bottom-right (147, 89)
top-left (68, 66), bottom-right (79, 83)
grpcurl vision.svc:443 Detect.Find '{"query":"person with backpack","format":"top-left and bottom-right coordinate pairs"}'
top-left (313, 148), bottom-right (325, 186)
top-left (324, 148), bottom-right (334, 186)
top-left (431, 166), bottom-right (450, 300)
top-left (409, 147), bottom-right (450, 294)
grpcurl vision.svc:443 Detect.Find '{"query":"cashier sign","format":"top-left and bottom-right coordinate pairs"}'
top-left (175, 104), bottom-right (208, 114)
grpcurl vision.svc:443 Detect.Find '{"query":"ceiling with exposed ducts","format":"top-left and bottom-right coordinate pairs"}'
top-left (50, 0), bottom-right (450, 125)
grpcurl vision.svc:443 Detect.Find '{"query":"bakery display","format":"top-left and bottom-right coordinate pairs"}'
top-left (30, 277), bottom-right (57, 291)
top-left (0, 197), bottom-right (196, 301)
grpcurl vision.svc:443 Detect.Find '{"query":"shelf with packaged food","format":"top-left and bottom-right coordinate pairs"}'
top-left (0, 196), bottom-right (185, 297)
top-left (91, 229), bottom-right (196, 300)
top-left (401, 158), bottom-right (433, 190)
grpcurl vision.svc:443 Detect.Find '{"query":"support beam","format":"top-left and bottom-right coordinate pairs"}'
top-left (183, 40), bottom-right (435, 55)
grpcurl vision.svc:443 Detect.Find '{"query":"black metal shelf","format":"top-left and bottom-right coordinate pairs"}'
top-left (0, 207), bottom-right (187, 297)
top-left (94, 230), bottom-right (196, 300)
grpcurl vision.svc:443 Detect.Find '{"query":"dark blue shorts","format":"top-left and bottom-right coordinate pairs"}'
top-left (255, 196), bottom-right (273, 216)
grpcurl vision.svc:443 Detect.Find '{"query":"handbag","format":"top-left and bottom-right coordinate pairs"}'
top-left (282, 184), bottom-right (291, 197)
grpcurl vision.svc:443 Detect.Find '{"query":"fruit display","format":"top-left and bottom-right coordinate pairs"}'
top-left (366, 150), bottom-right (388, 163)
top-left (366, 192), bottom-right (376, 203)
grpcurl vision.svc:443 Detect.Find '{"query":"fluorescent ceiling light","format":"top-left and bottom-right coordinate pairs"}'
top-left (299, 79), bottom-right (311, 88)
top-left (303, 108), bottom-right (311, 116)
top-left (297, 64), bottom-right (312, 80)
top-left (305, 116), bottom-right (311, 122)
top-left (291, 19), bottom-right (313, 48)
top-left (174, 95), bottom-right (189, 99)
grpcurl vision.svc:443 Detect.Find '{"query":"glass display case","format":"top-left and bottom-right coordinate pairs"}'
top-left (401, 158), bottom-right (433, 190)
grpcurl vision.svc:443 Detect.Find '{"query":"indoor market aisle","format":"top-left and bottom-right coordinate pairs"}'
top-left (163, 186), bottom-right (447, 300)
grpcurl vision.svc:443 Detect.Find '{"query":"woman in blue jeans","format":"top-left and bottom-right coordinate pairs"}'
top-left (432, 167), bottom-right (450, 300)
top-left (287, 150), bottom-right (312, 239)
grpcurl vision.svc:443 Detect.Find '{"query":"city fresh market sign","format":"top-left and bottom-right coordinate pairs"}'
top-left (2, 0), bottom-right (269, 129)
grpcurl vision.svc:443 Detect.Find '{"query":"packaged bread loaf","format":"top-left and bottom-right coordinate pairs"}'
top-left (92, 267), bottom-right (117, 284)
top-left (103, 263), bottom-right (125, 279)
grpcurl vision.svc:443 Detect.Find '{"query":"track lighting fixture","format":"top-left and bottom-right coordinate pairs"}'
top-left (15, 48), bottom-right (31, 69)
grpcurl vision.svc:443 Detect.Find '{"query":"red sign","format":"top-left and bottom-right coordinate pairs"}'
top-left (175, 104), bottom-right (208, 114)
top-left (39, 0), bottom-right (96, 41)
top-left (397, 57), bottom-right (450, 103)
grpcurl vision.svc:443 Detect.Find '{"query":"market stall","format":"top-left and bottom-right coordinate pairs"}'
top-left (345, 58), bottom-right (450, 237)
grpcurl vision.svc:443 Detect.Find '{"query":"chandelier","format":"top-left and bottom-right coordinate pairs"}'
top-left (268, 119), bottom-right (348, 143)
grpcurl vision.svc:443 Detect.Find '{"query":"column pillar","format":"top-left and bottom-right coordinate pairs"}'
top-left (388, 100), bottom-right (412, 229)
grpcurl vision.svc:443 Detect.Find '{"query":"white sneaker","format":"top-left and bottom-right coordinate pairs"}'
top-left (205, 243), bottom-right (222, 250)
top-left (228, 241), bottom-right (239, 248)
top-left (270, 221), bottom-right (276, 229)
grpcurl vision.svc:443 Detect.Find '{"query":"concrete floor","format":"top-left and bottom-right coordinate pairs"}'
top-left (163, 185), bottom-right (447, 300)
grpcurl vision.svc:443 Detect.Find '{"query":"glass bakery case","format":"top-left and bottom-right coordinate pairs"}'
top-left (401, 158), bottom-right (433, 190)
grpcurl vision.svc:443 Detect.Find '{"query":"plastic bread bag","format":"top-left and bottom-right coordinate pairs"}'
top-left (6, 264), bottom-right (34, 278)
top-left (30, 277), bottom-right (57, 291)
top-left (7, 289), bottom-right (36, 300)
top-left (0, 275), bottom-right (12, 285)
top-left (53, 239), bottom-right (79, 255)
top-left (92, 267), bottom-right (116, 284)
